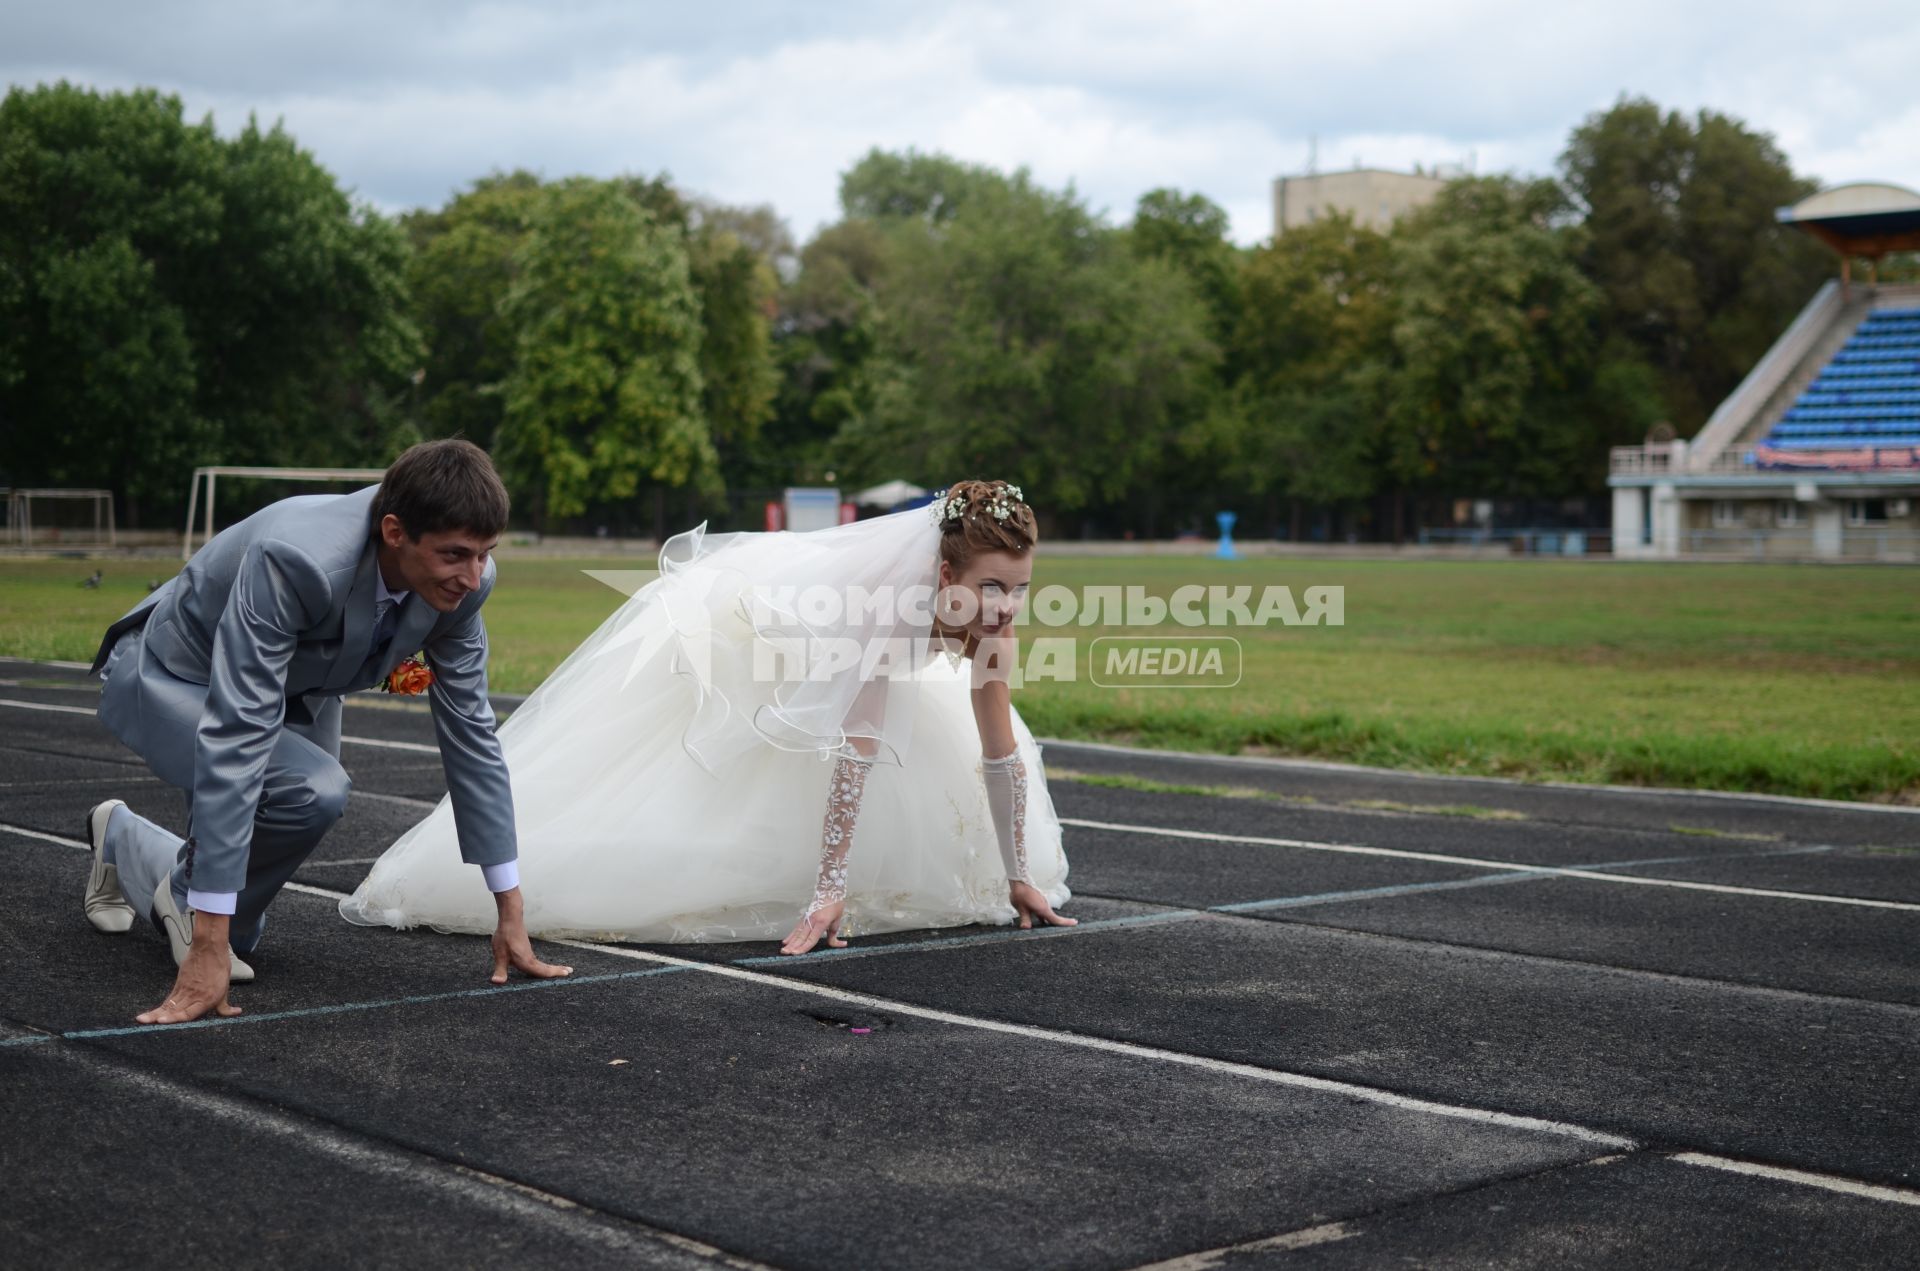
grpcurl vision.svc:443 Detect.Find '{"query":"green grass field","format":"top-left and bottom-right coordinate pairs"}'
top-left (5, 553), bottom-right (1916, 803)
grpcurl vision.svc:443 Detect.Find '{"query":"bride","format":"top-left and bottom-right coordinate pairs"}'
top-left (340, 478), bottom-right (1075, 955)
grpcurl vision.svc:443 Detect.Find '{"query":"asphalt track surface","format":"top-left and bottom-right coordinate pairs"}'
top-left (2, 654), bottom-right (1917, 1269)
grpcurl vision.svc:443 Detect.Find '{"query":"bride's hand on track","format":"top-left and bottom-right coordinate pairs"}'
top-left (781, 901), bottom-right (849, 955)
top-left (1010, 881), bottom-right (1076, 930)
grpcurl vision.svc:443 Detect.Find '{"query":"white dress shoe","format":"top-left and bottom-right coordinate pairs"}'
top-left (83, 799), bottom-right (136, 933)
top-left (151, 874), bottom-right (256, 984)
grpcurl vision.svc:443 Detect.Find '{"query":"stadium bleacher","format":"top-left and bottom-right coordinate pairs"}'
top-left (1612, 185), bottom-right (1920, 558)
top-left (1751, 307), bottom-right (1920, 469)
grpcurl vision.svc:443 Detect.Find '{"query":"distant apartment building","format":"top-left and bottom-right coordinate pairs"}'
top-left (1272, 166), bottom-right (1450, 236)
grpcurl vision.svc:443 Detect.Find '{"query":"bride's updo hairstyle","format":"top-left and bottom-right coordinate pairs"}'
top-left (932, 478), bottom-right (1037, 573)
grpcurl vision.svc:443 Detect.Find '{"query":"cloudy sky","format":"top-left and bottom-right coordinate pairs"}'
top-left (8, 1), bottom-right (1918, 244)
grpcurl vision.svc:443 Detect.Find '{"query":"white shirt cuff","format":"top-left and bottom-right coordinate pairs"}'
top-left (186, 889), bottom-right (238, 915)
top-left (480, 860), bottom-right (520, 893)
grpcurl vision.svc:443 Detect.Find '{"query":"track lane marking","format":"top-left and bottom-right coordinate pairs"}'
top-left (1670, 1152), bottom-right (1920, 1209)
top-left (1040, 736), bottom-right (1920, 817)
top-left (1063, 817), bottom-right (1920, 912)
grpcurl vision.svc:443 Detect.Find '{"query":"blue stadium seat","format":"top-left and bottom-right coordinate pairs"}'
top-left (1751, 307), bottom-right (1920, 466)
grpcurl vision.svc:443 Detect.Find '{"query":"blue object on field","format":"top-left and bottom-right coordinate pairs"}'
top-left (1216, 511), bottom-right (1238, 560)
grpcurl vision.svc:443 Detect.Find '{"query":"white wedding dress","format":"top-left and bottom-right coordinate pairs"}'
top-left (339, 506), bottom-right (1070, 944)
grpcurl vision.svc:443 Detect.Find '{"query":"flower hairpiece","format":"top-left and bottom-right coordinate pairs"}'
top-left (930, 484), bottom-right (1026, 526)
top-left (930, 490), bottom-right (967, 525)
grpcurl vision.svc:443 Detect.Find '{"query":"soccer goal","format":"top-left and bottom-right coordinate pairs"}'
top-left (182, 466), bottom-right (387, 559)
top-left (5, 487), bottom-right (117, 548)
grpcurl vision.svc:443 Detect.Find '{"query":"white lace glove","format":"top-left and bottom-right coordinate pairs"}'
top-left (981, 749), bottom-right (1031, 885)
top-left (803, 752), bottom-right (874, 922)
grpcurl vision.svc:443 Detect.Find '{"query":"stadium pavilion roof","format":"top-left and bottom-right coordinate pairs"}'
top-left (1778, 183), bottom-right (1920, 283)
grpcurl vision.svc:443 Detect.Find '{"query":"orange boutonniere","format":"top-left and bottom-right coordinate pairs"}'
top-left (383, 652), bottom-right (435, 695)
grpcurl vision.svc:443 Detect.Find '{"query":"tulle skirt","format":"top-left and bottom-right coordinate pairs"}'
top-left (338, 605), bottom-right (1071, 944)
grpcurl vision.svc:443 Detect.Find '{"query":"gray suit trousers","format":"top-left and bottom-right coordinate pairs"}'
top-left (99, 627), bottom-right (351, 955)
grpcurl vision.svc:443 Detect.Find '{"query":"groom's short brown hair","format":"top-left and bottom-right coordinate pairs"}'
top-left (373, 438), bottom-right (510, 541)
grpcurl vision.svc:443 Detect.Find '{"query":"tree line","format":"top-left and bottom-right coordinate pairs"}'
top-left (0, 81), bottom-right (1837, 538)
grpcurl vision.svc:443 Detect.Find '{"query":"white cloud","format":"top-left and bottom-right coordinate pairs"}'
top-left (6, 0), bottom-right (1919, 244)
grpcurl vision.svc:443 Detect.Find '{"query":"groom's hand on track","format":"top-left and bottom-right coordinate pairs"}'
top-left (136, 915), bottom-right (242, 1023)
top-left (488, 888), bottom-right (574, 984)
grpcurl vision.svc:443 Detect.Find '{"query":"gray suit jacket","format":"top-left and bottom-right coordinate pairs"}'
top-left (90, 484), bottom-right (515, 892)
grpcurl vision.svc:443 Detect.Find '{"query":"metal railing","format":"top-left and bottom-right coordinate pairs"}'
top-left (1608, 447), bottom-right (1758, 477)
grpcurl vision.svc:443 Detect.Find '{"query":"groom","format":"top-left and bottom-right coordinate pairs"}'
top-left (83, 439), bottom-right (571, 1024)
